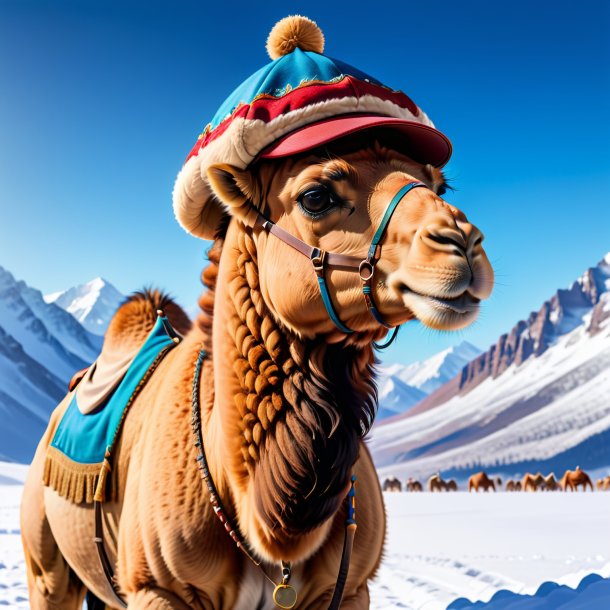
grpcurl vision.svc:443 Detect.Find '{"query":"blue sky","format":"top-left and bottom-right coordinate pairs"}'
top-left (1, 0), bottom-right (609, 365)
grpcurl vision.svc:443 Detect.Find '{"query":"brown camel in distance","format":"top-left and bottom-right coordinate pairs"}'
top-left (406, 479), bottom-right (423, 492)
top-left (382, 477), bottom-right (402, 492)
top-left (428, 473), bottom-right (448, 492)
top-left (468, 471), bottom-right (496, 492)
top-left (20, 21), bottom-right (494, 610)
top-left (427, 474), bottom-right (458, 492)
top-left (544, 473), bottom-right (560, 491)
top-left (561, 467), bottom-right (594, 492)
top-left (522, 472), bottom-right (546, 492)
top-left (596, 476), bottom-right (610, 491)
top-left (505, 480), bottom-right (522, 492)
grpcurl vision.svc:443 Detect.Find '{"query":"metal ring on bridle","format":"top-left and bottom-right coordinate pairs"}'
top-left (358, 260), bottom-right (375, 282)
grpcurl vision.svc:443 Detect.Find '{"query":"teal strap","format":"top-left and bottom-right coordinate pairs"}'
top-left (362, 285), bottom-right (390, 328)
top-left (317, 276), bottom-right (354, 334)
top-left (373, 326), bottom-right (400, 350)
top-left (367, 182), bottom-right (426, 260)
top-left (362, 181), bottom-right (427, 334)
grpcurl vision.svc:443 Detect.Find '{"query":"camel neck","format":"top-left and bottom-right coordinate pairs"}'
top-left (209, 221), bottom-right (376, 559)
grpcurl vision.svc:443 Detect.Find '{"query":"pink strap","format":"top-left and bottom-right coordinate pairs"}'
top-left (255, 215), bottom-right (362, 270)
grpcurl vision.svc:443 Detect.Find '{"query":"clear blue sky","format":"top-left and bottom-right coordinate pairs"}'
top-left (1, 0), bottom-right (609, 365)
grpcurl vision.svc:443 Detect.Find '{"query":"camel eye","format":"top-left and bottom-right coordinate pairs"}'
top-left (298, 186), bottom-right (339, 217)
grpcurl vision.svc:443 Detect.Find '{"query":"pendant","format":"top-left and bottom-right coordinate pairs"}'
top-left (273, 583), bottom-right (298, 609)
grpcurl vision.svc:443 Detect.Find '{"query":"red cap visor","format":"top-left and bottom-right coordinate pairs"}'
top-left (259, 115), bottom-right (452, 167)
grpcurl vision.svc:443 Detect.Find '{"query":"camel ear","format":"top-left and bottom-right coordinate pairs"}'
top-left (207, 164), bottom-right (261, 228)
top-left (423, 164), bottom-right (447, 195)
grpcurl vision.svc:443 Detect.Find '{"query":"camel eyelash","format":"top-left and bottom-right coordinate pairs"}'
top-left (296, 183), bottom-right (348, 220)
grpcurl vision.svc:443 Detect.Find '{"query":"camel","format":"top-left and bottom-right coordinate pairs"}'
top-left (468, 471), bottom-right (496, 492)
top-left (428, 473), bottom-right (448, 492)
top-left (505, 480), bottom-right (521, 492)
top-left (560, 467), bottom-right (594, 492)
top-left (20, 16), bottom-right (493, 610)
top-left (522, 472), bottom-right (546, 492)
top-left (543, 473), bottom-right (560, 491)
top-left (382, 477), bottom-right (402, 492)
top-left (406, 479), bottom-right (423, 492)
top-left (596, 476), bottom-right (610, 491)
top-left (427, 474), bottom-right (458, 492)
top-left (445, 479), bottom-right (458, 492)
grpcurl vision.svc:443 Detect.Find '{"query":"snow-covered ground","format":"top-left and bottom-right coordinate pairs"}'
top-left (3, 462), bottom-right (609, 609)
top-left (0, 464), bottom-right (29, 610)
top-left (370, 493), bottom-right (610, 609)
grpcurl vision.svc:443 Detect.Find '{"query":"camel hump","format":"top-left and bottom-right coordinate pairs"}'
top-left (104, 288), bottom-right (192, 354)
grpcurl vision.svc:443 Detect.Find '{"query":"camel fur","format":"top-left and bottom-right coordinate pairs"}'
top-left (468, 471), bottom-right (496, 492)
top-left (560, 467), bottom-right (593, 492)
top-left (21, 143), bottom-right (492, 609)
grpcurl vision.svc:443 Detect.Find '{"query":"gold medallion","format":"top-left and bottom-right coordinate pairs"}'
top-left (273, 583), bottom-right (298, 609)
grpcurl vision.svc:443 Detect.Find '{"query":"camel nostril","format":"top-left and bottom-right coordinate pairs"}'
top-left (427, 233), bottom-right (466, 253)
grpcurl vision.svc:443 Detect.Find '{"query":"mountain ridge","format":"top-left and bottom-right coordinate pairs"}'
top-left (370, 252), bottom-right (610, 479)
top-left (45, 276), bottom-right (124, 336)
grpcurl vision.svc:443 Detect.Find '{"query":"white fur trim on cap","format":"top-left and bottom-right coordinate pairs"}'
top-left (172, 96), bottom-right (434, 239)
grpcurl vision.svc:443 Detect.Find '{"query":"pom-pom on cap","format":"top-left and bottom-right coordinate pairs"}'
top-left (174, 14), bottom-right (452, 239)
top-left (266, 15), bottom-right (325, 60)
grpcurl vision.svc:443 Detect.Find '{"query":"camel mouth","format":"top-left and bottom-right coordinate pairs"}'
top-left (395, 283), bottom-right (481, 329)
top-left (424, 292), bottom-right (481, 315)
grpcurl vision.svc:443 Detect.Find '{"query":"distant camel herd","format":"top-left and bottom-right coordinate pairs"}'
top-left (382, 467), bottom-right (610, 492)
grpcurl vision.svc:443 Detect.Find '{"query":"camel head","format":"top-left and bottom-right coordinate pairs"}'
top-left (207, 141), bottom-right (493, 343)
top-left (174, 16), bottom-right (493, 346)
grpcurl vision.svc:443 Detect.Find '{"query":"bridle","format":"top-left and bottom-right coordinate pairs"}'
top-left (254, 181), bottom-right (428, 348)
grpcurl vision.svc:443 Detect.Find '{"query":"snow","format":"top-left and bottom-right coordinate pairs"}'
top-left (394, 341), bottom-right (481, 394)
top-left (45, 277), bottom-right (124, 336)
top-left (377, 376), bottom-right (428, 419)
top-left (380, 341), bottom-right (481, 395)
top-left (376, 342), bottom-right (482, 420)
top-left (370, 315), bottom-right (610, 481)
top-left (0, 266), bottom-right (94, 380)
top-left (3, 461), bottom-right (610, 609)
top-left (0, 483), bottom-right (29, 610)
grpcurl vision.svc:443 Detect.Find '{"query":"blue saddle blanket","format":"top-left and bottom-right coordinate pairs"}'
top-left (43, 315), bottom-right (178, 504)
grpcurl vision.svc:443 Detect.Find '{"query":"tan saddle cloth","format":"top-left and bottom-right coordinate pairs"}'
top-left (74, 345), bottom-right (139, 415)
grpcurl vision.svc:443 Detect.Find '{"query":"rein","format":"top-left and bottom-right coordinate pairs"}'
top-left (191, 348), bottom-right (358, 610)
top-left (254, 180), bottom-right (427, 347)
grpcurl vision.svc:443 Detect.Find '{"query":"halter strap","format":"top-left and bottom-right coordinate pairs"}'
top-left (255, 181), bottom-right (427, 338)
top-left (360, 181), bottom-right (427, 329)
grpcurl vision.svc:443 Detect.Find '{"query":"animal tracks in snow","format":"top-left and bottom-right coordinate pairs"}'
top-left (370, 554), bottom-right (519, 610)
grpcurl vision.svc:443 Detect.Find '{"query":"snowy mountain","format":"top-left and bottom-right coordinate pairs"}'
top-left (45, 277), bottom-right (124, 336)
top-left (0, 267), bottom-right (101, 379)
top-left (377, 376), bottom-right (427, 420)
top-left (376, 341), bottom-right (481, 420)
top-left (370, 253), bottom-right (610, 481)
top-left (0, 267), bottom-right (106, 462)
top-left (0, 325), bottom-right (65, 462)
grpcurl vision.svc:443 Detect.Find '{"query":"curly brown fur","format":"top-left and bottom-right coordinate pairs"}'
top-left (229, 225), bottom-right (377, 533)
